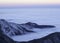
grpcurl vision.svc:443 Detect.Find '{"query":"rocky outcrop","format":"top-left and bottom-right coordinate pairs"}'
top-left (20, 32), bottom-right (60, 43)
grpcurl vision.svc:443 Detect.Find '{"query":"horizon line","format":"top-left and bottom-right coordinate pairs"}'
top-left (0, 4), bottom-right (60, 8)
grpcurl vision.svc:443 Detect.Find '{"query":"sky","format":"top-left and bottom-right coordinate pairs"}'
top-left (0, 0), bottom-right (60, 7)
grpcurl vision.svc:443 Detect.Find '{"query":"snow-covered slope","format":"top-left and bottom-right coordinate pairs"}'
top-left (0, 19), bottom-right (34, 37)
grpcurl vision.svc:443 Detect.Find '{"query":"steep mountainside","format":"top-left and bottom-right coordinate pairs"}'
top-left (0, 19), bottom-right (58, 43)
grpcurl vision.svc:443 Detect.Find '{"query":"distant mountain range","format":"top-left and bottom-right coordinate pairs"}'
top-left (0, 19), bottom-right (60, 43)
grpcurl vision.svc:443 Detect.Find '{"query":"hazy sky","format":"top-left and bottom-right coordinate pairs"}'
top-left (0, 0), bottom-right (60, 6)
